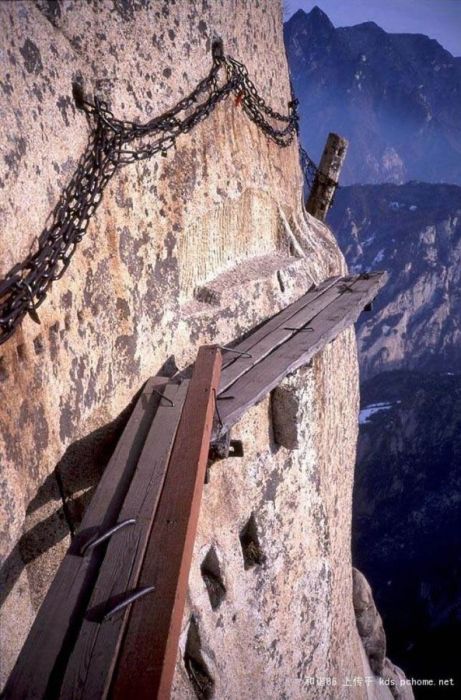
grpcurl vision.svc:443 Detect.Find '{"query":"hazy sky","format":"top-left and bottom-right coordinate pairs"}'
top-left (285, 0), bottom-right (461, 56)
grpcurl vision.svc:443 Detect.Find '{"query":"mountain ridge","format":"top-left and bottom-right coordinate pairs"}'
top-left (285, 8), bottom-right (461, 185)
top-left (328, 181), bottom-right (461, 379)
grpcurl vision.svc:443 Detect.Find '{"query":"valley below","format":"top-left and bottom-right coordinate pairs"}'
top-left (285, 6), bottom-right (461, 695)
top-left (328, 182), bottom-right (461, 694)
top-left (354, 371), bottom-right (461, 693)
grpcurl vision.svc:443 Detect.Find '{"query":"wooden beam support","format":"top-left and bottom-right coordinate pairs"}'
top-left (59, 380), bottom-right (190, 700)
top-left (306, 132), bottom-right (348, 221)
top-left (110, 346), bottom-right (222, 700)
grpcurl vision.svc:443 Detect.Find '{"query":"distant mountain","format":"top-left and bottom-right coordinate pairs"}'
top-left (284, 7), bottom-right (461, 185)
top-left (328, 182), bottom-right (461, 379)
top-left (353, 370), bottom-right (461, 693)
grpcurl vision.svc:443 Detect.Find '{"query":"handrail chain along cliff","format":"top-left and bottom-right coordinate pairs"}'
top-left (0, 39), bottom-right (332, 347)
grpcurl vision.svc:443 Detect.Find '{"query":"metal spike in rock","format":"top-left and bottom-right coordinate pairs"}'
top-left (27, 308), bottom-right (41, 325)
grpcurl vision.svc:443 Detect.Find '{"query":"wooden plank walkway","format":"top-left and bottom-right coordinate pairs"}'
top-left (2, 377), bottom-right (171, 700)
top-left (110, 345), bottom-right (221, 700)
top-left (4, 348), bottom-right (221, 700)
top-left (218, 274), bottom-right (341, 392)
top-left (215, 272), bottom-right (386, 435)
top-left (60, 380), bottom-right (190, 700)
top-left (5, 269), bottom-right (387, 700)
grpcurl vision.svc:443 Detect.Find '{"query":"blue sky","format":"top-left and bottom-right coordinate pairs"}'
top-left (285, 0), bottom-right (461, 56)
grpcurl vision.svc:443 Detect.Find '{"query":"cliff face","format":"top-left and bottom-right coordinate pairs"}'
top-left (284, 8), bottom-right (461, 186)
top-left (329, 182), bottom-right (461, 380)
top-left (0, 1), bottom-right (394, 696)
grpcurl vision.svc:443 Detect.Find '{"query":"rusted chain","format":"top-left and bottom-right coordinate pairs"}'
top-left (0, 39), bottom-right (333, 346)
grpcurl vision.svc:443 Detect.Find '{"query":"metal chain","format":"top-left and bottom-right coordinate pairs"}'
top-left (300, 146), bottom-right (318, 191)
top-left (0, 40), bottom-right (332, 346)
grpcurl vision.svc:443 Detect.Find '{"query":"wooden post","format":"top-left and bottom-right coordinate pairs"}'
top-left (305, 132), bottom-right (348, 222)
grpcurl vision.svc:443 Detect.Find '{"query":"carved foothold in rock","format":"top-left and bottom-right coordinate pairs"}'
top-left (271, 383), bottom-right (300, 450)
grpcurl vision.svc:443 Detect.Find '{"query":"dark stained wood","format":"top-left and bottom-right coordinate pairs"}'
top-left (219, 275), bottom-right (344, 393)
top-left (110, 346), bottom-right (222, 700)
top-left (216, 273), bottom-right (387, 433)
top-left (60, 380), bottom-right (189, 700)
top-left (3, 377), bottom-right (169, 700)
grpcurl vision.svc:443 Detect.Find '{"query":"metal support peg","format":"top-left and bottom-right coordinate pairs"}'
top-left (217, 345), bottom-right (252, 359)
top-left (211, 37), bottom-right (224, 60)
top-left (209, 430), bottom-right (244, 464)
top-left (151, 388), bottom-right (175, 407)
top-left (229, 439), bottom-right (244, 457)
top-left (283, 326), bottom-right (314, 332)
top-left (80, 518), bottom-right (136, 556)
top-left (103, 586), bottom-right (155, 622)
top-left (212, 388), bottom-right (223, 428)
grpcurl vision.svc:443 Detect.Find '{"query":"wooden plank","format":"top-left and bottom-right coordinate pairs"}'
top-left (219, 276), bottom-right (346, 393)
top-left (216, 273), bottom-right (386, 433)
top-left (3, 377), bottom-right (169, 700)
top-left (110, 346), bottom-right (222, 700)
top-left (219, 274), bottom-right (341, 387)
top-left (60, 380), bottom-right (189, 700)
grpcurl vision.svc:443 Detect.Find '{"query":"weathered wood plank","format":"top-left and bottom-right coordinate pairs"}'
top-left (219, 274), bottom-right (341, 388)
top-left (60, 380), bottom-right (189, 700)
top-left (3, 377), bottom-right (168, 700)
top-left (216, 273), bottom-right (387, 433)
top-left (110, 346), bottom-right (222, 700)
top-left (306, 132), bottom-right (348, 221)
top-left (219, 276), bottom-right (345, 393)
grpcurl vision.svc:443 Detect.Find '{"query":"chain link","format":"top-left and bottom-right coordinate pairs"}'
top-left (0, 41), bottom-right (334, 346)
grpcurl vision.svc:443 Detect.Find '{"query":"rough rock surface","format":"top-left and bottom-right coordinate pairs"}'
top-left (0, 1), bottom-right (401, 696)
top-left (353, 568), bottom-right (414, 700)
top-left (353, 568), bottom-right (387, 676)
